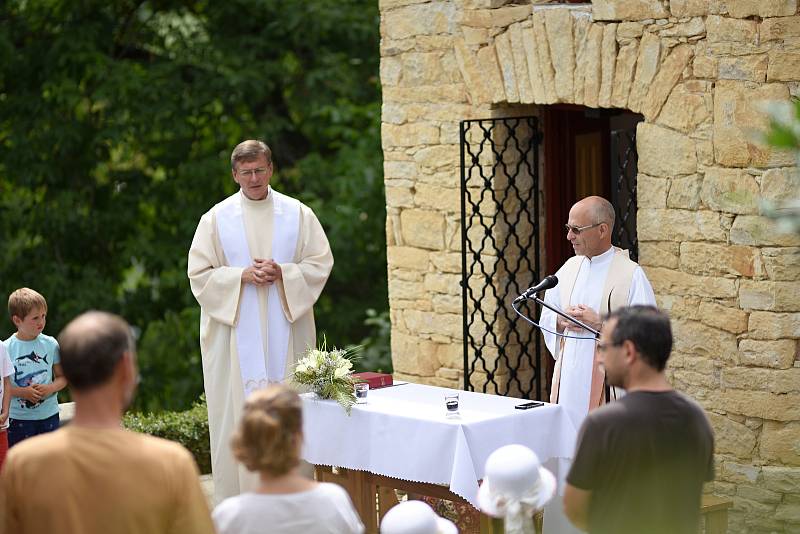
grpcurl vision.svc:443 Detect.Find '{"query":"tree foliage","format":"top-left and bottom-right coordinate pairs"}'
top-left (0, 0), bottom-right (388, 412)
top-left (762, 99), bottom-right (800, 234)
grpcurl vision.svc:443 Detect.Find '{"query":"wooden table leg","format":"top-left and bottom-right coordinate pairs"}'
top-left (377, 486), bottom-right (399, 525)
top-left (479, 514), bottom-right (505, 534)
top-left (354, 470), bottom-right (378, 533)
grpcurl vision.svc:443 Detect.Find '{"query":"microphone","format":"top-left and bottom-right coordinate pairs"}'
top-left (514, 275), bottom-right (558, 302)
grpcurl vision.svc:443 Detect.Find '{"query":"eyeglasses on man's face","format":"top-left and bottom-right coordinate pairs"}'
top-left (236, 166), bottom-right (270, 178)
top-left (565, 222), bottom-right (603, 235)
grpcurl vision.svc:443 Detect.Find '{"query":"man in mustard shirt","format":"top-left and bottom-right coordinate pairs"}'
top-left (1, 311), bottom-right (215, 534)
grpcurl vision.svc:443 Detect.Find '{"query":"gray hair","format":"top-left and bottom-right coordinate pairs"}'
top-left (231, 140), bottom-right (272, 170)
top-left (589, 196), bottom-right (616, 233)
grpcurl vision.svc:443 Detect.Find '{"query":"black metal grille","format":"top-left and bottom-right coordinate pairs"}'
top-left (610, 127), bottom-right (639, 261)
top-left (459, 116), bottom-right (543, 400)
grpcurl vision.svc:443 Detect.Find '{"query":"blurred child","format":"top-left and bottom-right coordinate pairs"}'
top-left (0, 341), bottom-right (12, 467)
top-left (4, 288), bottom-right (66, 447)
top-left (213, 384), bottom-right (364, 534)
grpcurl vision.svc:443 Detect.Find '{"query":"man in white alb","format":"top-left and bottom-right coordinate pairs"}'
top-left (540, 196), bottom-right (655, 428)
top-left (188, 140), bottom-right (333, 503)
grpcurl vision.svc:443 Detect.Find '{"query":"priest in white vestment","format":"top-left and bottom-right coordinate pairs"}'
top-left (540, 197), bottom-right (655, 428)
top-left (188, 140), bottom-right (333, 503)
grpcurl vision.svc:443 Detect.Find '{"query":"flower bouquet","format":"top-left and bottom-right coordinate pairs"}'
top-left (292, 340), bottom-right (360, 414)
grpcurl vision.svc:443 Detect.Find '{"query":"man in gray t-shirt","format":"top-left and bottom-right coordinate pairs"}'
top-left (563, 306), bottom-right (714, 534)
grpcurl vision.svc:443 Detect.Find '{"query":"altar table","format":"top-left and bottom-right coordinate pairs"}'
top-left (301, 382), bottom-right (579, 532)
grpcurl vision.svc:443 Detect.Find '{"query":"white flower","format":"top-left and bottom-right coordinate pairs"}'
top-left (334, 367), bottom-right (349, 379)
top-left (293, 341), bottom-right (360, 414)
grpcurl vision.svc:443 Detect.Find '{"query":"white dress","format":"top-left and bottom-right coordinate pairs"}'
top-left (212, 483), bottom-right (365, 534)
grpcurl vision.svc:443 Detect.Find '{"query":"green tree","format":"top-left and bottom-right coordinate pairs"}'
top-left (0, 0), bottom-right (388, 412)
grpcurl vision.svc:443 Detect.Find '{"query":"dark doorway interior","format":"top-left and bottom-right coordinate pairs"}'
top-left (543, 105), bottom-right (610, 275)
top-left (541, 105), bottom-right (643, 394)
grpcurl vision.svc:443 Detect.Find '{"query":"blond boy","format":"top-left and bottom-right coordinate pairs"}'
top-left (4, 288), bottom-right (66, 447)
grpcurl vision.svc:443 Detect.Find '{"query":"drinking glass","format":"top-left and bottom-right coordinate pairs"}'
top-left (444, 392), bottom-right (460, 417)
top-left (354, 382), bottom-right (369, 404)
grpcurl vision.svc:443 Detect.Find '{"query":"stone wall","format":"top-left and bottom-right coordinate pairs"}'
top-left (380, 1), bottom-right (800, 531)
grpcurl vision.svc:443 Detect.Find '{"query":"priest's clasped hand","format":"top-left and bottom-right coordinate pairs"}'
top-left (562, 304), bottom-right (601, 332)
top-left (241, 258), bottom-right (282, 286)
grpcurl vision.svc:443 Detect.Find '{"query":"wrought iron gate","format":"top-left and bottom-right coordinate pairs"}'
top-left (610, 126), bottom-right (639, 261)
top-left (459, 116), bottom-right (543, 400)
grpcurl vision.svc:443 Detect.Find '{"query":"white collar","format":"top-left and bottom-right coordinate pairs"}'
top-left (586, 246), bottom-right (615, 264)
top-left (239, 186), bottom-right (272, 205)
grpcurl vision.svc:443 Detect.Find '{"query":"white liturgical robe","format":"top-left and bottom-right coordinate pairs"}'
top-left (188, 188), bottom-right (333, 503)
top-left (540, 247), bottom-right (655, 428)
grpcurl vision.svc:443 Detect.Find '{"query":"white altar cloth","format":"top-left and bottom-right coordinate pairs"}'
top-left (301, 382), bottom-right (579, 508)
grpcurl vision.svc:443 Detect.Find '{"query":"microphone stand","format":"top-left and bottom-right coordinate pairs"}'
top-left (526, 295), bottom-right (610, 404)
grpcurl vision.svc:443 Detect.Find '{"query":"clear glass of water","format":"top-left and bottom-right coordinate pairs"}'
top-left (354, 382), bottom-right (369, 404)
top-left (444, 392), bottom-right (460, 417)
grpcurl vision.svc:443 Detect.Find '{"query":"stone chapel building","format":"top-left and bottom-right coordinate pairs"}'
top-left (379, 1), bottom-right (799, 532)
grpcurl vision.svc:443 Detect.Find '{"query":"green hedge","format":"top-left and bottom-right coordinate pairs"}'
top-left (124, 397), bottom-right (211, 474)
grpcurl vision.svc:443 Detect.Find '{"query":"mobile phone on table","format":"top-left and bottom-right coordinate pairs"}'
top-left (515, 401), bottom-right (544, 410)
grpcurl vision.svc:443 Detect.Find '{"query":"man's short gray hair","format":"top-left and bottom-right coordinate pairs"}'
top-left (591, 197), bottom-right (616, 233)
top-left (231, 140), bottom-right (272, 170)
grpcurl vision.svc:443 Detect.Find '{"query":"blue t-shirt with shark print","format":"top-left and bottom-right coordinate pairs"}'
top-left (4, 333), bottom-right (60, 420)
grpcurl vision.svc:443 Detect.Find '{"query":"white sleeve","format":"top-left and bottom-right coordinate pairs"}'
top-left (540, 284), bottom-right (561, 360)
top-left (325, 483), bottom-right (365, 534)
top-left (187, 211), bottom-right (244, 327)
top-left (628, 267), bottom-right (656, 306)
top-left (276, 206), bottom-right (334, 323)
top-left (0, 343), bottom-right (11, 377)
top-left (211, 499), bottom-right (237, 534)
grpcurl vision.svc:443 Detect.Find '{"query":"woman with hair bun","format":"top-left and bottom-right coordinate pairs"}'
top-left (212, 385), bottom-right (364, 534)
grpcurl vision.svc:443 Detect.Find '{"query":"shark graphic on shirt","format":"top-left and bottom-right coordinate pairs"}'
top-left (13, 369), bottom-right (49, 408)
top-left (15, 368), bottom-right (48, 387)
top-left (16, 351), bottom-right (49, 366)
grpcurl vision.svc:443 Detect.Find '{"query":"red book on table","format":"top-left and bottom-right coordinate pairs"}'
top-left (352, 372), bottom-right (393, 389)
